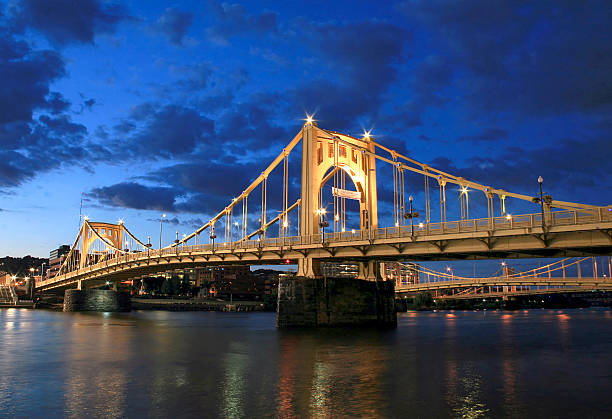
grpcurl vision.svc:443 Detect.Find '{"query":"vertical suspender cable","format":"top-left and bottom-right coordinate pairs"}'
top-left (424, 169), bottom-right (430, 224)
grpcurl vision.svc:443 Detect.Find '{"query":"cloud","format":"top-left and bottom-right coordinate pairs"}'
top-left (146, 216), bottom-right (204, 229)
top-left (117, 104), bottom-right (215, 158)
top-left (206, 1), bottom-right (278, 44)
top-left (87, 182), bottom-right (179, 211)
top-left (156, 7), bottom-right (193, 46)
top-left (429, 135), bottom-right (612, 204)
top-left (457, 128), bottom-right (508, 142)
top-left (0, 48), bottom-right (65, 125)
top-left (16, 0), bottom-right (131, 45)
top-left (295, 21), bottom-right (409, 131)
top-left (401, 0), bottom-right (612, 115)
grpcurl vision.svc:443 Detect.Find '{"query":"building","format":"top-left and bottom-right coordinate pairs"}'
top-left (46, 245), bottom-right (71, 279)
top-left (0, 272), bottom-right (12, 286)
top-left (383, 262), bottom-right (420, 287)
top-left (320, 262), bottom-right (359, 278)
top-left (198, 265), bottom-right (260, 299)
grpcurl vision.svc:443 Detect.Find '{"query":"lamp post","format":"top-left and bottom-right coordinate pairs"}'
top-left (159, 213), bottom-right (166, 249)
top-left (538, 176), bottom-right (544, 229)
top-left (210, 224), bottom-right (216, 252)
top-left (317, 208), bottom-right (328, 243)
top-left (404, 195), bottom-right (420, 236)
top-left (40, 262), bottom-right (46, 282)
top-left (29, 267), bottom-right (35, 298)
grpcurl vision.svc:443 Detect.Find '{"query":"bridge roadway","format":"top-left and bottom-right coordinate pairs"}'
top-left (37, 209), bottom-right (612, 291)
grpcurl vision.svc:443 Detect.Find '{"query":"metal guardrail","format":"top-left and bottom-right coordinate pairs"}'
top-left (37, 208), bottom-right (612, 288)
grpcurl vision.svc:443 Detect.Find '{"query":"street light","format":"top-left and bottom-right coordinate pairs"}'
top-left (317, 208), bottom-right (329, 243)
top-left (404, 195), bottom-right (420, 236)
top-left (532, 176), bottom-right (552, 230)
top-left (159, 213), bottom-right (166, 249)
top-left (538, 176), bottom-right (544, 229)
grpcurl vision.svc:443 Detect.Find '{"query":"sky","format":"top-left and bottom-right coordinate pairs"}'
top-left (0, 0), bottom-right (611, 259)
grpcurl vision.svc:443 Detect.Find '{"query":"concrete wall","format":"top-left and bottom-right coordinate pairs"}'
top-left (63, 289), bottom-right (131, 312)
top-left (276, 277), bottom-right (396, 327)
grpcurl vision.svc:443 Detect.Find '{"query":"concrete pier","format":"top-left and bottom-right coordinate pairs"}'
top-left (63, 289), bottom-right (131, 312)
top-left (276, 277), bottom-right (396, 327)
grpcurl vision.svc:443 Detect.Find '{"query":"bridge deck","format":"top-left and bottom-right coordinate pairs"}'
top-left (37, 209), bottom-right (612, 291)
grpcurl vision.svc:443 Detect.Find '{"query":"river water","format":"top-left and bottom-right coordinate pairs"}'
top-left (0, 308), bottom-right (610, 418)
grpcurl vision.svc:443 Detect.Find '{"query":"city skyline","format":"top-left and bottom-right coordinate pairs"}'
top-left (1, 0), bottom-right (610, 257)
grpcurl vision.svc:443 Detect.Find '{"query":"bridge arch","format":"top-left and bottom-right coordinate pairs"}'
top-left (81, 222), bottom-right (124, 267)
top-left (300, 124), bottom-right (378, 237)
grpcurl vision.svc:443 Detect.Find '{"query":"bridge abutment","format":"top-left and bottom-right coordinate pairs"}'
top-left (276, 276), bottom-right (396, 327)
top-left (63, 289), bottom-right (131, 312)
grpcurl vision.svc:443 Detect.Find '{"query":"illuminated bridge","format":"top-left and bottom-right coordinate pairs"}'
top-left (37, 119), bottom-right (612, 292)
top-left (394, 257), bottom-right (612, 300)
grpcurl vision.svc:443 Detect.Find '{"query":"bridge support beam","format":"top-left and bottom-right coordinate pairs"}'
top-left (296, 257), bottom-right (321, 278)
top-left (276, 276), bottom-right (396, 328)
top-left (357, 261), bottom-right (381, 281)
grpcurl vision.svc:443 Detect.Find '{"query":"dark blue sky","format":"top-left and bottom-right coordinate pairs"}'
top-left (1, 0), bottom-right (610, 257)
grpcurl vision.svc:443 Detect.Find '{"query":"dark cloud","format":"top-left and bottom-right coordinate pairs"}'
top-left (87, 182), bottom-right (179, 211)
top-left (16, 0), bottom-right (131, 45)
top-left (401, 0), bottom-right (612, 115)
top-left (291, 21), bottom-right (409, 131)
top-left (206, 1), bottom-right (278, 44)
top-left (429, 135), bottom-right (612, 204)
top-left (173, 62), bottom-right (213, 90)
top-left (0, 48), bottom-right (65, 124)
top-left (156, 7), bottom-right (193, 46)
top-left (147, 216), bottom-right (205, 229)
top-left (118, 104), bottom-right (215, 158)
top-left (0, 27), bottom-right (95, 189)
top-left (214, 93), bottom-right (290, 155)
top-left (458, 128), bottom-right (508, 142)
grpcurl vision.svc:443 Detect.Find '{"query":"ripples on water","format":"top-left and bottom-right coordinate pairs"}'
top-left (0, 308), bottom-right (611, 418)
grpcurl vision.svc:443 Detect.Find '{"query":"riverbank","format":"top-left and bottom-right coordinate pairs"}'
top-left (132, 298), bottom-right (266, 312)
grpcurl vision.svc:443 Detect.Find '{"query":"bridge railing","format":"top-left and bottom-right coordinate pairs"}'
top-left (41, 208), bottom-right (612, 285)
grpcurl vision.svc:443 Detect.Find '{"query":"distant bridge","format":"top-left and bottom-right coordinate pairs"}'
top-left (395, 256), bottom-right (612, 299)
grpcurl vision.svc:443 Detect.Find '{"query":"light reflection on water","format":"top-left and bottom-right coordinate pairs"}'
top-left (0, 308), bottom-right (610, 418)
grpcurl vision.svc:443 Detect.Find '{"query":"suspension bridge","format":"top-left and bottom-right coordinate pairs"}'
top-left (393, 256), bottom-right (612, 300)
top-left (36, 119), bottom-right (612, 296)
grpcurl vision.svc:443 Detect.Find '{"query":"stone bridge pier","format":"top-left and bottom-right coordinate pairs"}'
top-left (277, 257), bottom-right (396, 327)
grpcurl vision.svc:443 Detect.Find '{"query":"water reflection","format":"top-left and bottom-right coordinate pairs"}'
top-left (221, 342), bottom-right (249, 419)
top-left (0, 309), bottom-right (610, 417)
top-left (276, 330), bottom-right (388, 417)
top-left (64, 313), bottom-right (130, 418)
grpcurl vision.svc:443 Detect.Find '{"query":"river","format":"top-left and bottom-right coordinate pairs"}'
top-left (0, 308), bottom-right (610, 418)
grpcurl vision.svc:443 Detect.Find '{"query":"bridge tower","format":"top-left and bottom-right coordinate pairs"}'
top-left (298, 122), bottom-right (379, 278)
top-left (81, 222), bottom-right (124, 268)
